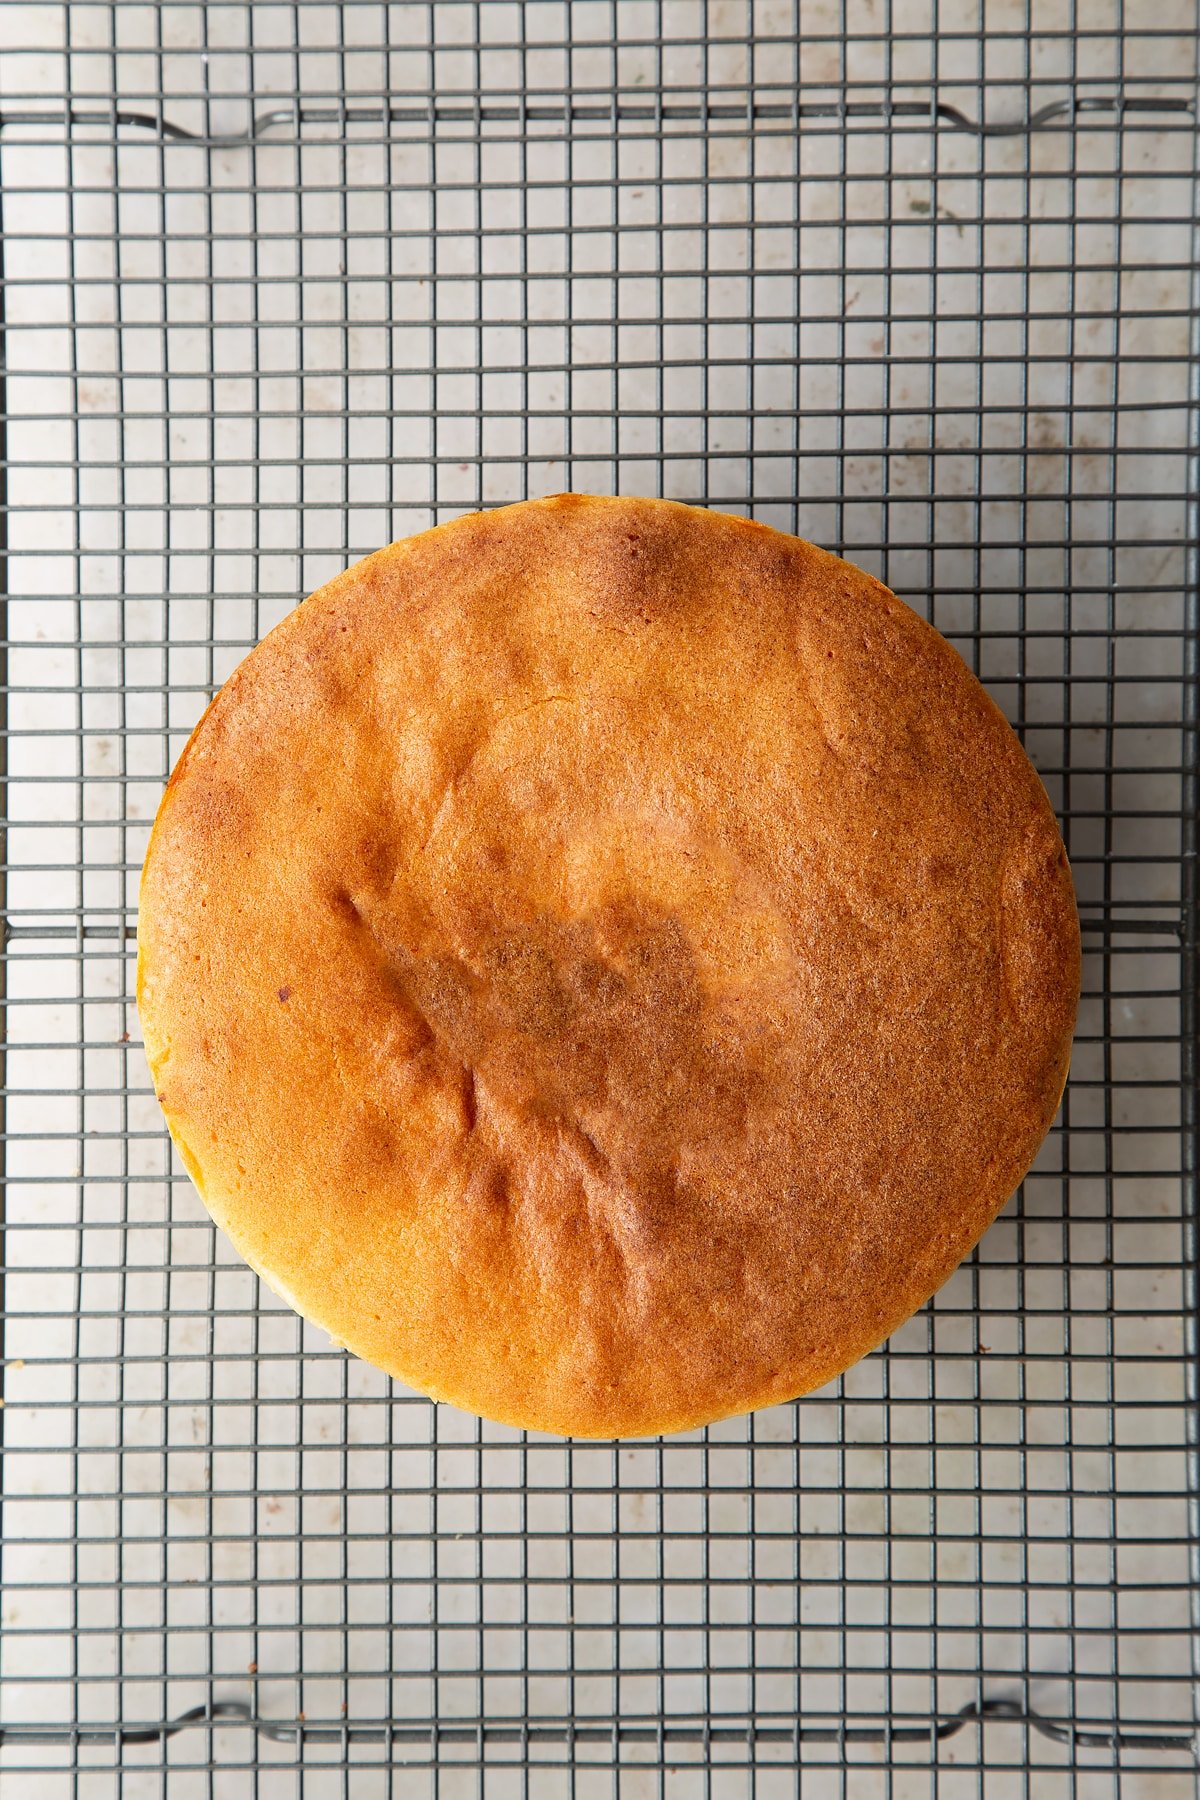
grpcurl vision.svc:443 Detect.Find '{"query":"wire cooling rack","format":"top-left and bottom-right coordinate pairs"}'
top-left (1, 3), bottom-right (1199, 1793)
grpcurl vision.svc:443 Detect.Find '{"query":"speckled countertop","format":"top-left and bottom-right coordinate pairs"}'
top-left (1, 3), bottom-right (1197, 1795)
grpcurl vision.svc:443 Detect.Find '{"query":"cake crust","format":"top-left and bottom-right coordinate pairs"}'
top-left (138, 495), bottom-right (1080, 1437)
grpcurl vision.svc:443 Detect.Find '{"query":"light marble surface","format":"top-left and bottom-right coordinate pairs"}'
top-left (1, 2), bottom-right (1198, 1794)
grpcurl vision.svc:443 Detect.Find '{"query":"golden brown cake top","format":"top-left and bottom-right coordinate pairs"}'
top-left (138, 494), bottom-right (1079, 1437)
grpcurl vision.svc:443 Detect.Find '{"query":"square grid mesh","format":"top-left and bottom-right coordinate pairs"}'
top-left (1, 2), bottom-right (1198, 1793)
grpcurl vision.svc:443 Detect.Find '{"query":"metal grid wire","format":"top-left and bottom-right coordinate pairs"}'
top-left (1, 1), bottom-right (1198, 1793)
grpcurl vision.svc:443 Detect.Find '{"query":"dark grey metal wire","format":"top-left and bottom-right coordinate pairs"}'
top-left (0, 1695), bottom-right (1193, 1754)
top-left (0, 91), bottom-right (1191, 144)
top-left (2, 3), bottom-right (1199, 1783)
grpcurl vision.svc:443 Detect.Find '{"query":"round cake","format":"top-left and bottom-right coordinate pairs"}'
top-left (138, 494), bottom-right (1079, 1437)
